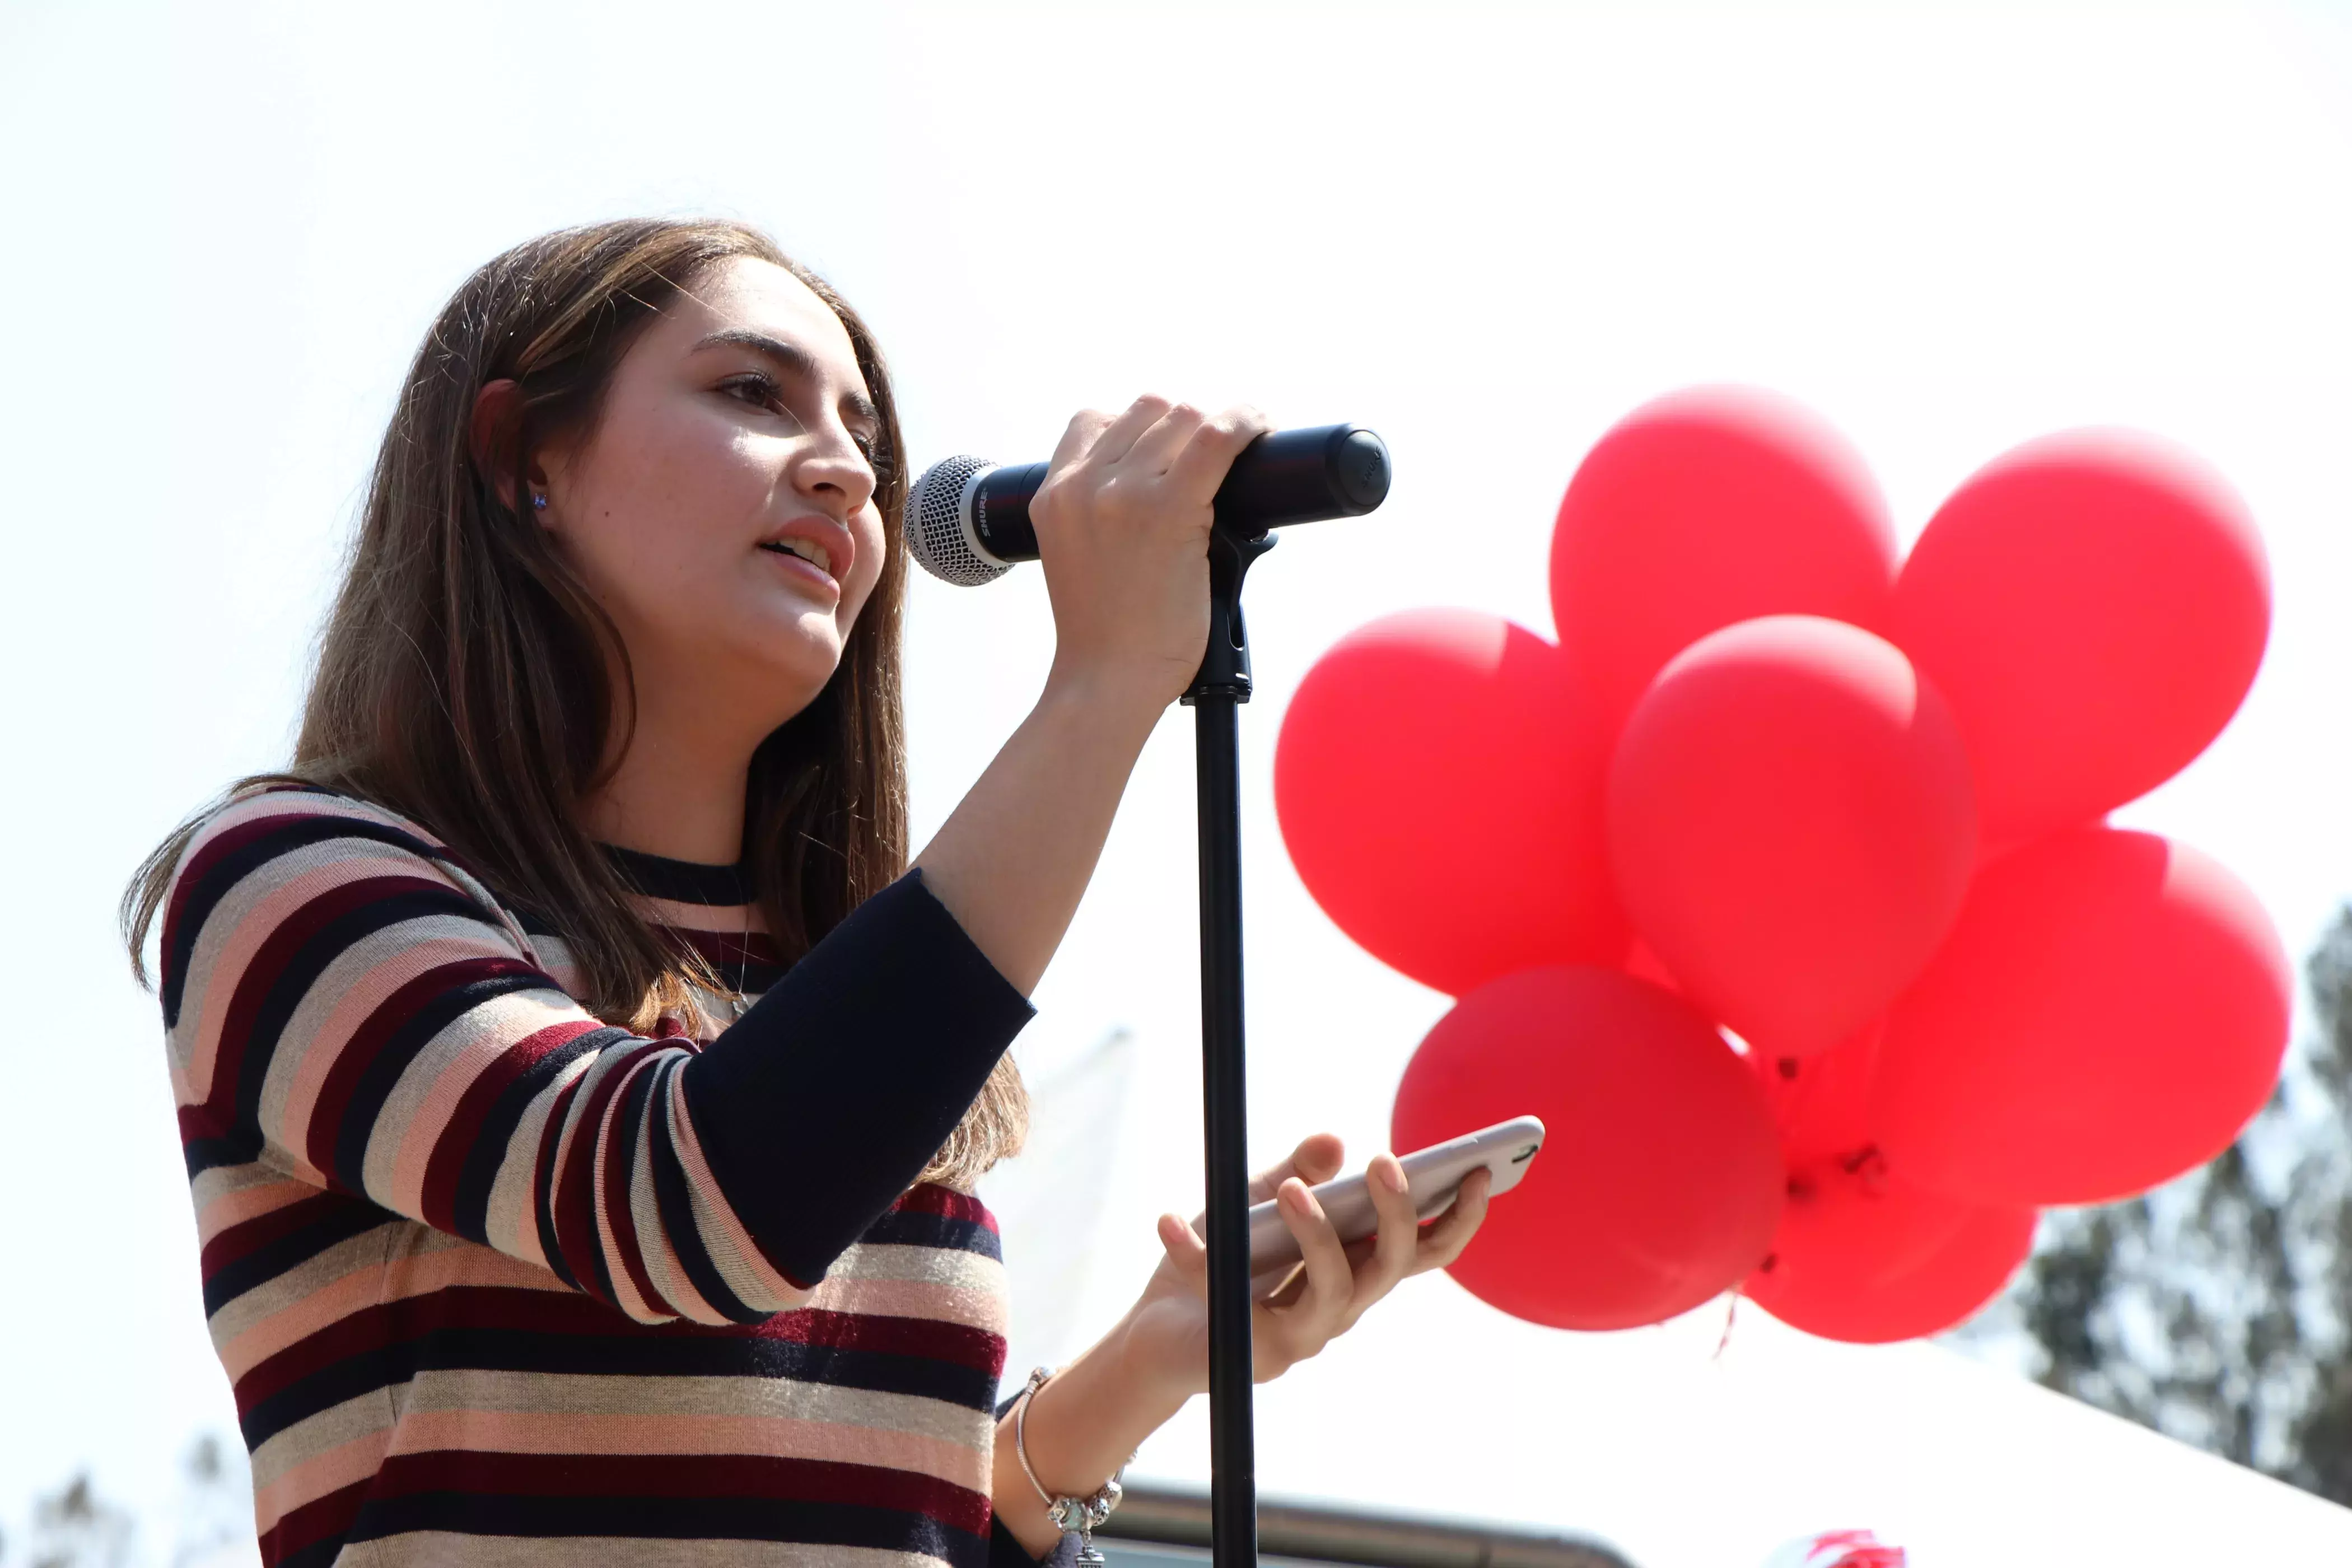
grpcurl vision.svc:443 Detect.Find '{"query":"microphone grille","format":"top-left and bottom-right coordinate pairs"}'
top-left (906, 455), bottom-right (1012, 586)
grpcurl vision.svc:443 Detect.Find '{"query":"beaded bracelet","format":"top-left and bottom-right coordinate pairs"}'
top-left (1012, 1365), bottom-right (1133, 1566)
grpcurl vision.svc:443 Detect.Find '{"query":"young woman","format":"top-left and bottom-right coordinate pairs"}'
top-left (127, 218), bottom-right (1490, 1568)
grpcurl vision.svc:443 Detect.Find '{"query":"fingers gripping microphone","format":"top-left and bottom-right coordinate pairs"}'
top-left (904, 423), bottom-right (1392, 586)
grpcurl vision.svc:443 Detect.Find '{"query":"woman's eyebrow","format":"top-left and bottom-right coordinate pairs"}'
top-left (694, 328), bottom-right (881, 428)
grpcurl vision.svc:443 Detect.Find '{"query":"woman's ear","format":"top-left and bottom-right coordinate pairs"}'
top-left (469, 379), bottom-right (553, 519)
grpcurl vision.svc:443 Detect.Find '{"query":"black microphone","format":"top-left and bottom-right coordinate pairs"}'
top-left (904, 423), bottom-right (1391, 586)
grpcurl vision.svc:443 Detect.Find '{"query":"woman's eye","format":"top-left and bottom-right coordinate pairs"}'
top-left (721, 373), bottom-right (783, 410)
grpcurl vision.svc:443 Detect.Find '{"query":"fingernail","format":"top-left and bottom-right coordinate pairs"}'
top-left (1377, 1160), bottom-right (1407, 1193)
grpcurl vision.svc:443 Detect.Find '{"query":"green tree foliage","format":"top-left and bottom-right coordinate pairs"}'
top-left (2001, 906), bottom-right (2352, 1499)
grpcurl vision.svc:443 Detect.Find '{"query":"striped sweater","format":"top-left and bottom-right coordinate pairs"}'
top-left (161, 785), bottom-right (1052, 1567)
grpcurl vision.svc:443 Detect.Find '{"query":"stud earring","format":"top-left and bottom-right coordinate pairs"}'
top-left (530, 492), bottom-right (548, 512)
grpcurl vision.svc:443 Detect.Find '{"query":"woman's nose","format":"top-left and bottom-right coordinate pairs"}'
top-left (796, 431), bottom-right (876, 514)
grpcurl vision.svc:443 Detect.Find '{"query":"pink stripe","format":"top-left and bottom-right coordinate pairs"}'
top-left (280, 934), bottom-right (564, 1176)
top-left (381, 1410), bottom-right (988, 1488)
top-left (195, 1177), bottom-right (320, 1244)
top-left (381, 991), bottom-right (580, 1216)
top-left (186, 843), bottom-right (435, 1099)
top-left (809, 1277), bottom-right (1007, 1336)
top-left (668, 1071), bottom-right (804, 1303)
top-left (219, 1239), bottom-right (566, 1382)
top-left (255, 1426), bottom-right (390, 1535)
top-left (628, 1071), bottom-right (720, 1325)
top-left (589, 1051), bottom-right (668, 1322)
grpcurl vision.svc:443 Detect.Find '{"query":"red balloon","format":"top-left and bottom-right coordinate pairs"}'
top-left (1888, 431), bottom-right (2270, 851)
top-left (1747, 1167), bottom-right (2037, 1345)
top-left (1392, 967), bottom-right (1782, 1330)
top-left (1607, 615), bottom-right (1978, 1058)
top-left (1749, 1022), bottom-right (1884, 1168)
top-left (1276, 609), bottom-right (1625, 996)
top-left (1551, 386), bottom-right (1898, 726)
top-left (1874, 827), bottom-right (2292, 1205)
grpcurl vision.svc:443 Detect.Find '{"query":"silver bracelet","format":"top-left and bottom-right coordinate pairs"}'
top-left (1013, 1365), bottom-right (1132, 1564)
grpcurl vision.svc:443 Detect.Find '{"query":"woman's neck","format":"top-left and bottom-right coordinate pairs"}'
top-left (580, 701), bottom-right (758, 867)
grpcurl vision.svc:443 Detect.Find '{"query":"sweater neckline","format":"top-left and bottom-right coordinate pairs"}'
top-left (601, 843), bottom-right (755, 909)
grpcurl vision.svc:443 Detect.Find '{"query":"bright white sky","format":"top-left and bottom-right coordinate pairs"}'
top-left (5, 2), bottom-right (2352, 1564)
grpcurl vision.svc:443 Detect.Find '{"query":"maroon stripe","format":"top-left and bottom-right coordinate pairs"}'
top-left (549, 1039), bottom-right (665, 1306)
top-left (302, 953), bottom-right (543, 1178)
top-left (531, 1067), bottom-right (586, 1286)
top-left (417, 1018), bottom-right (602, 1233)
top-left (259, 1473), bottom-right (372, 1563)
top-left (897, 1183), bottom-right (998, 1234)
top-left (234, 1286), bottom-right (1002, 1411)
top-left (201, 1191), bottom-right (353, 1277)
top-left (234, 1296), bottom-right (407, 1411)
top-left (162, 805), bottom-right (366, 984)
top-left (194, 873), bottom-right (452, 1146)
top-left (368, 1449), bottom-right (991, 1534)
top-left (599, 1056), bottom-right (679, 1320)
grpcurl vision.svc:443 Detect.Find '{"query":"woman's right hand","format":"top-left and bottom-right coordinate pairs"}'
top-left (1030, 396), bottom-right (1271, 711)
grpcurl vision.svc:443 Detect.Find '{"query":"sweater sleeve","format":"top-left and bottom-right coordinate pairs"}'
top-left (160, 789), bottom-right (1033, 1327)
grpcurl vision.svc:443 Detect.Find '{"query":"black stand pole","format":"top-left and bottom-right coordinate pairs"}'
top-left (1182, 522), bottom-right (1277, 1568)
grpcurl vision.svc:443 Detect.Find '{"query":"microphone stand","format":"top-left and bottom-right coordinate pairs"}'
top-left (1179, 518), bottom-right (1280, 1568)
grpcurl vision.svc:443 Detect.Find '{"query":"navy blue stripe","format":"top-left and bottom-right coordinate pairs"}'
top-left (866, 1208), bottom-right (1002, 1263)
top-left (234, 885), bottom-right (488, 1148)
top-left (203, 1202), bottom-right (399, 1317)
top-left (239, 1322), bottom-right (1000, 1449)
top-left (448, 1029), bottom-right (618, 1245)
top-left (604, 842), bottom-right (755, 907)
top-left (185, 1131), bottom-right (263, 1181)
top-left (606, 1056), bottom-right (675, 1319)
top-left (531, 1076), bottom-right (582, 1294)
top-left (164, 810), bottom-right (452, 1028)
top-left (344, 1492), bottom-right (987, 1566)
top-left (645, 1057), bottom-right (763, 1324)
top-left (324, 965), bottom-right (551, 1194)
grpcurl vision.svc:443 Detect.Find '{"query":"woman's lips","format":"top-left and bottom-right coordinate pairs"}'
top-left (758, 540), bottom-right (843, 601)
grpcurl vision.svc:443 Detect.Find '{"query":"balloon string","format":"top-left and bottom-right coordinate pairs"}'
top-left (1713, 1288), bottom-right (1742, 1359)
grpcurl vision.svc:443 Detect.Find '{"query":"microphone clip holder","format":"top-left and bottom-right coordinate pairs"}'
top-left (1183, 520), bottom-right (1278, 707)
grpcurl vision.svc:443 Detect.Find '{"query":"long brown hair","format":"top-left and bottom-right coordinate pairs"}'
top-left (124, 217), bottom-right (1025, 1188)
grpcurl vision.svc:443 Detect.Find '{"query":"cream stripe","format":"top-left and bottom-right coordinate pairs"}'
top-left (373, 986), bottom-right (615, 1216)
top-left (204, 1221), bottom-right (395, 1351)
top-left (183, 840), bottom-right (440, 1099)
top-left (628, 1060), bottom-right (722, 1326)
top-left (587, 1049), bottom-right (669, 1323)
top-left (670, 1079), bottom-right (806, 1311)
top-left (484, 1049), bottom-right (599, 1267)
top-left (800, 1276), bottom-right (1005, 1337)
top-left (380, 1408), bottom-right (988, 1489)
top-left (399, 1369), bottom-right (995, 1448)
top-left (272, 916), bottom-right (565, 1175)
top-left (218, 1230), bottom-right (566, 1383)
top-left (254, 1425), bottom-right (388, 1536)
top-left (248, 1387), bottom-right (397, 1496)
top-left (814, 1242), bottom-right (1006, 1296)
top-left (357, 1533), bottom-right (945, 1568)
top-left (194, 1175), bottom-right (319, 1243)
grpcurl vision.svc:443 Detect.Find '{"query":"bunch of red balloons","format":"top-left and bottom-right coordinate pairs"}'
top-left (1275, 388), bottom-right (2290, 1343)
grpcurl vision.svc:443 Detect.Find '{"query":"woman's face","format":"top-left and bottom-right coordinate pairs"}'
top-left (540, 256), bottom-right (887, 741)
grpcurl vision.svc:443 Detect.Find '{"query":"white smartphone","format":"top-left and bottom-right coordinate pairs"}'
top-left (1242, 1116), bottom-right (1544, 1296)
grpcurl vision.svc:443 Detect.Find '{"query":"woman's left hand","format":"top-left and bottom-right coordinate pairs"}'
top-left (1122, 1133), bottom-right (1492, 1394)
